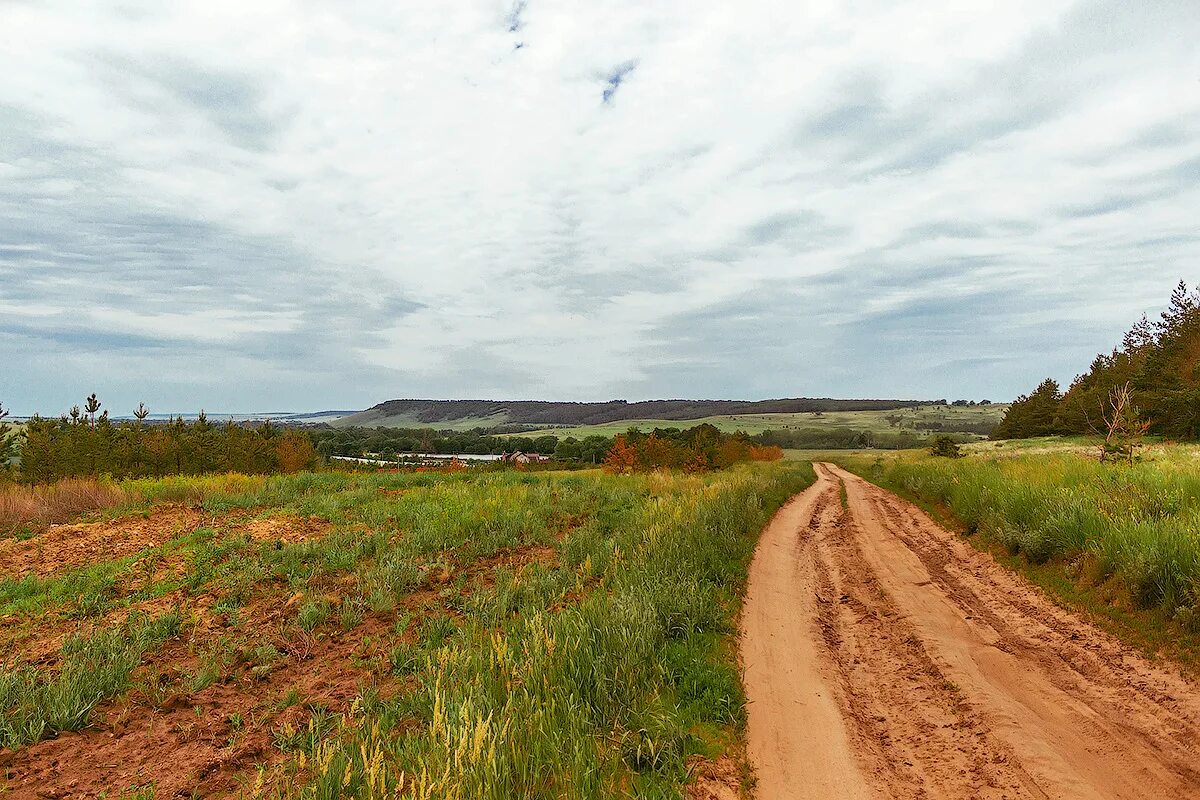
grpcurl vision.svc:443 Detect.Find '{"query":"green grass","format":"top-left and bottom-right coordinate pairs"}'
top-left (1, 463), bottom-right (815, 798)
top-left (835, 444), bottom-right (1200, 659)
top-left (504, 405), bottom-right (1008, 440)
top-left (0, 611), bottom-right (181, 748)
top-left (265, 463), bottom-right (815, 799)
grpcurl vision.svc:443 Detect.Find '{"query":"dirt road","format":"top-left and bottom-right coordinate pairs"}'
top-left (741, 463), bottom-right (1200, 799)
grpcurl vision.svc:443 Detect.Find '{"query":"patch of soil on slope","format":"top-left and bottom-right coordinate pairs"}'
top-left (0, 506), bottom-right (215, 580)
top-left (234, 515), bottom-right (331, 545)
top-left (0, 514), bottom-right (335, 669)
top-left (0, 615), bottom-right (397, 800)
top-left (0, 508), bottom-right (334, 584)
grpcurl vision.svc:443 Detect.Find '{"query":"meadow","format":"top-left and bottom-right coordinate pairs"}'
top-left (837, 441), bottom-right (1200, 660)
top-left (0, 463), bottom-right (813, 798)
top-left (503, 404), bottom-right (1007, 441)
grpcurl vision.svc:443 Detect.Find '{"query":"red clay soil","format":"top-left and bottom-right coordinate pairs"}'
top-left (0, 506), bottom-right (214, 579)
top-left (0, 534), bottom-right (565, 798)
top-left (234, 515), bottom-right (331, 545)
top-left (741, 463), bottom-right (1200, 800)
top-left (686, 756), bottom-right (742, 800)
top-left (0, 508), bottom-right (334, 583)
top-left (0, 615), bottom-right (396, 799)
top-left (0, 512), bottom-right (335, 668)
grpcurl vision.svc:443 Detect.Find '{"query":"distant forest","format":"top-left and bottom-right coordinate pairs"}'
top-left (996, 281), bottom-right (1200, 440)
top-left (347, 397), bottom-right (940, 429)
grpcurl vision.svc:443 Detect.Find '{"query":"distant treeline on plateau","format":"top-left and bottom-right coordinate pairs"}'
top-left (348, 396), bottom-right (944, 428)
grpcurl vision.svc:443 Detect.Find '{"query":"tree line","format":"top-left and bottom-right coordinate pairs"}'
top-left (0, 402), bottom-right (16, 473)
top-left (995, 281), bottom-right (1200, 440)
top-left (308, 426), bottom-right (568, 459)
top-left (10, 397), bottom-right (317, 482)
top-left (753, 427), bottom-right (969, 450)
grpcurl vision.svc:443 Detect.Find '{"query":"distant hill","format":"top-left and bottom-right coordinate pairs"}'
top-left (336, 398), bottom-right (941, 430)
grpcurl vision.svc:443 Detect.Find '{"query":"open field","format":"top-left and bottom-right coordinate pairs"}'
top-left (333, 411), bottom-right (511, 432)
top-left (0, 463), bottom-right (813, 798)
top-left (8, 438), bottom-right (1200, 799)
top-left (503, 404), bottom-right (1008, 440)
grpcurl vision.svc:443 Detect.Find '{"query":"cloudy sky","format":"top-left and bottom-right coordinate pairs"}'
top-left (3, 1), bottom-right (1198, 414)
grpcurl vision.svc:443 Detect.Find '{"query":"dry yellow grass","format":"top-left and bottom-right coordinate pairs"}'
top-left (0, 478), bottom-right (131, 534)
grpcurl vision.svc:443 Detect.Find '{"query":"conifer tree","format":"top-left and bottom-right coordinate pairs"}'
top-left (0, 402), bottom-right (14, 472)
top-left (998, 281), bottom-right (1200, 441)
top-left (84, 393), bottom-right (101, 429)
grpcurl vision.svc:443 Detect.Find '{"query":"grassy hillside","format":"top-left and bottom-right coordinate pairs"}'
top-left (336, 408), bottom-right (511, 431)
top-left (0, 463), bottom-right (814, 797)
top-left (505, 404), bottom-right (1008, 440)
top-left (335, 398), bottom-right (947, 430)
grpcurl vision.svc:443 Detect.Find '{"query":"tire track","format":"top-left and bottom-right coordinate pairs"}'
top-left (741, 463), bottom-right (1200, 799)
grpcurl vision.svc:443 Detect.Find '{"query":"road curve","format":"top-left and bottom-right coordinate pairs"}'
top-left (740, 462), bottom-right (1200, 799)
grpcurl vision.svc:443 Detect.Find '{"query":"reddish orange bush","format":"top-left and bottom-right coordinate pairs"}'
top-left (602, 436), bottom-right (640, 473)
top-left (276, 431), bottom-right (318, 474)
top-left (602, 430), bottom-right (783, 473)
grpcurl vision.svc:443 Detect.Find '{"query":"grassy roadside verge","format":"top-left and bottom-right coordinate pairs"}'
top-left (833, 452), bottom-right (1200, 674)
top-left (261, 463), bottom-right (816, 799)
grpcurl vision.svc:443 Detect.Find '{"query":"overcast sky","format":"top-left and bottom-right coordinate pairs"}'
top-left (3, 1), bottom-right (1199, 414)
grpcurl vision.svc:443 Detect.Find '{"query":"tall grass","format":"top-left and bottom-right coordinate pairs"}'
top-left (0, 478), bottom-right (131, 535)
top-left (845, 451), bottom-right (1200, 618)
top-left (268, 464), bottom-right (813, 799)
top-left (0, 463), bottom-right (813, 797)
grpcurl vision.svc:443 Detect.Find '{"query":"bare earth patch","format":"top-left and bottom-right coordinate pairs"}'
top-left (0, 615), bottom-right (395, 799)
top-left (0, 506), bottom-right (212, 580)
top-left (687, 756), bottom-right (743, 800)
top-left (234, 515), bottom-right (331, 545)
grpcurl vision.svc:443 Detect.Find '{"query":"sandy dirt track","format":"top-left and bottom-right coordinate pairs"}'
top-left (741, 463), bottom-right (1200, 799)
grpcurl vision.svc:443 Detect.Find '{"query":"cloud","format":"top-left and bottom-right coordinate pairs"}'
top-left (87, 52), bottom-right (291, 152)
top-left (505, 1), bottom-right (527, 33)
top-left (601, 60), bottom-right (638, 104)
top-left (0, 0), bottom-right (1198, 413)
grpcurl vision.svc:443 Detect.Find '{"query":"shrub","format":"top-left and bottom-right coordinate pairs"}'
top-left (929, 436), bottom-right (964, 458)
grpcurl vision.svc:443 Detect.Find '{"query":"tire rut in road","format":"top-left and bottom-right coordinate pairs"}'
top-left (741, 463), bottom-right (1200, 800)
top-left (805, 467), bottom-right (1043, 799)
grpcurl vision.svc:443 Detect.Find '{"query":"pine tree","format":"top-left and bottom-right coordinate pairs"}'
top-left (0, 402), bottom-right (14, 472)
top-left (84, 393), bottom-right (102, 430)
top-left (993, 379), bottom-right (1062, 439)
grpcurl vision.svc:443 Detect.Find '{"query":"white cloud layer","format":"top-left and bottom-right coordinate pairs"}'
top-left (2, 0), bottom-right (1198, 413)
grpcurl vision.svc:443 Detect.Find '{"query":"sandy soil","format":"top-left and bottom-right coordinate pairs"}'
top-left (741, 462), bottom-right (1200, 799)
